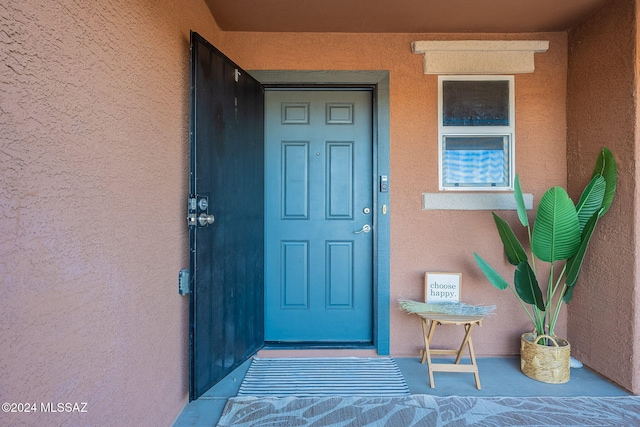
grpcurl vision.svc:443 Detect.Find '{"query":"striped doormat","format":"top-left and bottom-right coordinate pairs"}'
top-left (238, 357), bottom-right (410, 397)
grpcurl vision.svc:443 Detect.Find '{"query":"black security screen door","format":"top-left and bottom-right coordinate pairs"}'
top-left (189, 32), bottom-right (264, 400)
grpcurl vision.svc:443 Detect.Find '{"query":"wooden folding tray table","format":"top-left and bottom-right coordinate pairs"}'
top-left (417, 313), bottom-right (484, 389)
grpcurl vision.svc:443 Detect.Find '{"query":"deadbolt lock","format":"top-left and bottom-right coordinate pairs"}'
top-left (188, 195), bottom-right (215, 227)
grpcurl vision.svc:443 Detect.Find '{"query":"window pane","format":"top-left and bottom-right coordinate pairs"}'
top-left (443, 80), bottom-right (509, 126)
top-left (443, 136), bottom-right (509, 186)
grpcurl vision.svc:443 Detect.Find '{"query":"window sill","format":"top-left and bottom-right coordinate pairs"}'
top-left (422, 192), bottom-right (533, 211)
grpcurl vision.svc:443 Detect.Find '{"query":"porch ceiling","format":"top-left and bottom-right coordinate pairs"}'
top-left (205, 0), bottom-right (611, 33)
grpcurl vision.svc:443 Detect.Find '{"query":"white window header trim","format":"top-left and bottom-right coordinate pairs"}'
top-left (412, 40), bottom-right (549, 74)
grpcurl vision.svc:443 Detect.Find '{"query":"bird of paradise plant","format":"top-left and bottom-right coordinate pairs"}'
top-left (474, 148), bottom-right (617, 339)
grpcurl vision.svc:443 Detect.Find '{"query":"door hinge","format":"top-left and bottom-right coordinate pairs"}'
top-left (178, 269), bottom-right (190, 295)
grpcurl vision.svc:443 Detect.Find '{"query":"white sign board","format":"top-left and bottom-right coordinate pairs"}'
top-left (425, 272), bottom-right (461, 303)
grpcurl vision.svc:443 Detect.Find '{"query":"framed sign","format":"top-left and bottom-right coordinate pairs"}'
top-left (424, 272), bottom-right (461, 303)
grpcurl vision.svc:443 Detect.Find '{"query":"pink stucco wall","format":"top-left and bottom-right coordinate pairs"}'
top-left (636, 0), bottom-right (640, 395)
top-left (4, 0), bottom-right (636, 424)
top-left (566, 0), bottom-right (639, 393)
top-left (1, 1), bottom-right (222, 425)
top-left (223, 32), bottom-right (569, 357)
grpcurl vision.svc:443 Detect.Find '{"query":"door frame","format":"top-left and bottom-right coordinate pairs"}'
top-left (250, 70), bottom-right (391, 355)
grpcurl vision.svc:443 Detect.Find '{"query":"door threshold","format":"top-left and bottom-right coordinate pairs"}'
top-left (258, 344), bottom-right (379, 359)
top-left (264, 341), bottom-right (374, 349)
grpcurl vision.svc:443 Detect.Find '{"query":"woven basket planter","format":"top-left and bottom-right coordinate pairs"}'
top-left (520, 333), bottom-right (570, 384)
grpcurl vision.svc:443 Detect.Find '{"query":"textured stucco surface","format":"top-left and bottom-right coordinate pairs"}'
top-left (222, 31), bottom-right (569, 358)
top-left (0, 1), bottom-right (221, 425)
top-left (567, 0), bottom-right (639, 393)
top-left (3, 0), bottom-right (636, 423)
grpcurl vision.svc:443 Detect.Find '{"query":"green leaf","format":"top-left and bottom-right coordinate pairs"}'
top-left (575, 175), bottom-right (605, 232)
top-left (563, 284), bottom-right (575, 303)
top-left (592, 147), bottom-right (617, 217)
top-left (473, 253), bottom-right (510, 290)
top-left (531, 187), bottom-right (581, 262)
top-left (514, 175), bottom-right (529, 228)
top-left (514, 261), bottom-right (545, 311)
top-left (492, 212), bottom-right (528, 266)
top-left (564, 212), bottom-right (600, 302)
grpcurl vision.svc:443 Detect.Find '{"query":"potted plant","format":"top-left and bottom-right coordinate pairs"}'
top-left (473, 148), bottom-right (617, 383)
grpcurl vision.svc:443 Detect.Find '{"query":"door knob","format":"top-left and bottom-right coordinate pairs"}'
top-left (198, 213), bottom-right (215, 226)
top-left (354, 224), bottom-right (371, 234)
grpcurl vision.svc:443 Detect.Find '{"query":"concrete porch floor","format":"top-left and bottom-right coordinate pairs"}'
top-left (173, 357), bottom-right (632, 426)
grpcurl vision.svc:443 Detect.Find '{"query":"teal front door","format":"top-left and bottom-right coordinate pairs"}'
top-left (265, 89), bottom-right (374, 343)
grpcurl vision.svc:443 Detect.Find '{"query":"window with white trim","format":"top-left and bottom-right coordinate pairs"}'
top-left (438, 75), bottom-right (515, 190)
